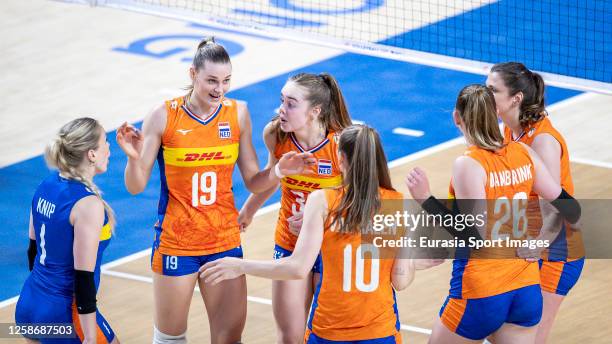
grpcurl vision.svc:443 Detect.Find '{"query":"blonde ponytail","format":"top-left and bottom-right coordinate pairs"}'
top-left (46, 117), bottom-right (116, 230)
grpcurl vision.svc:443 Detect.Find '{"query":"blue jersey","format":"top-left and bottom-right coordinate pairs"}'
top-left (16, 173), bottom-right (115, 343)
top-left (29, 172), bottom-right (111, 295)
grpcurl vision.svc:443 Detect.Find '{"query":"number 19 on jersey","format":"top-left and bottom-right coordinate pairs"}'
top-left (192, 172), bottom-right (217, 207)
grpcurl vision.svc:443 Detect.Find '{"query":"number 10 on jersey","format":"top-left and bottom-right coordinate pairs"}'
top-left (192, 172), bottom-right (217, 207)
top-left (343, 244), bottom-right (380, 292)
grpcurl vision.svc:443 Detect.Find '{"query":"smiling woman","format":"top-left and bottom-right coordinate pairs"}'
top-left (114, 36), bottom-right (316, 344)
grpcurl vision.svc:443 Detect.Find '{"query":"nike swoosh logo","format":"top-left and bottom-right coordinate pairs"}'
top-left (177, 129), bottom-right (192, 135)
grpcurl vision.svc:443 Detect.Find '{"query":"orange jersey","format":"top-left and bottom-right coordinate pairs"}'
top-left (156, 96), bottom-right (240, 256)
top-left (306, 187), bottom-right (402, 342)
top-left (274, 132), bottom-right (343, 251)
top-left (503, 117), bottom-right (583, 260)
top-left (448, 142), bottom-right (540, 298)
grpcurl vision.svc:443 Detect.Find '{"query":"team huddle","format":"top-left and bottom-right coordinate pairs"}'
top-left (15, 37), bottom-right (584, 344)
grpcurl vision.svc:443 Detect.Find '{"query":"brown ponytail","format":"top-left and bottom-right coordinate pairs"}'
top-left (329, 125), bottom-right (393, 234)
top-left (319, 73), bottom-right (352, 131)
top-left (490, 62), bottom-right (547, 127)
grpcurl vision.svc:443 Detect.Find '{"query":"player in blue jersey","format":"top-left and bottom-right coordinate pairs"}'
top-left (15, 117), bottom-right (119, 344)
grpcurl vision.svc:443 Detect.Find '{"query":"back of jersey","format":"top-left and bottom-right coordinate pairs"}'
top-left (449, 143), bottom-right (540, 299)
top-left (307, 187), bottom-right (402, 342)
top-left (30, 173), bottom-right (109, 296)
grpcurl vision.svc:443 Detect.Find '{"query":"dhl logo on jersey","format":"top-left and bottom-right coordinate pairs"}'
top-left (281, 174), bottom-right (342, 192)
top-left (163, 144), bottom-right (239, 167)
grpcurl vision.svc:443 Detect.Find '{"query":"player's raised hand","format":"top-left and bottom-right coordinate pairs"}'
top-left (405, 167), bottom-right (432, 203)
top-left (116, 122), bottom-right (143, 160)
top-left (277, 151), bottom-right (317, 176)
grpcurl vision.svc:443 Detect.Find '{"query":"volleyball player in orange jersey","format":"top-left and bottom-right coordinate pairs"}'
top-left (406, 85), bottom-right (580, 343)
top-left (201, 125), bottom-right (426, 343)
top-left (236, 72), bottom-right (352, 343)
top-left (487, 62), bottom-right (584, 344)
top-left (116, 37), bottom-right (315, 344)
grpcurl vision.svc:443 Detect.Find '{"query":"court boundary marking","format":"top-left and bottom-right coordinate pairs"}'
top-left (101, 269), bottom-right (433, 336)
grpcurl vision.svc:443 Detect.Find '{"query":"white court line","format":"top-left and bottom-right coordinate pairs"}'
top-left (546, 92), bottom-right (599, 113)
top-left (0, 296), bottom-right (19, 309)
top-left (99, 202), bottom-right (282, 272)
top-left (103, 269), bottom-right (153, 283)
top-left (102, 270), bottom-right (427, 334)
top-left (570, 157), bottom-right (612, 169)
top-left (388, 137), bottom-right (464, 168)
top-left (392, 127), bottom-right (425, 137)
top-left (400, 324), bottom-right (432, 335)
top-left (103, 270), bottom-right (274, 305)
top-left (101, 249), bottom-right (151, 270)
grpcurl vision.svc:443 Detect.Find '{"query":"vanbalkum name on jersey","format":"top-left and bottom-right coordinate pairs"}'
top-left (489, 163), bottom-right (532, 188)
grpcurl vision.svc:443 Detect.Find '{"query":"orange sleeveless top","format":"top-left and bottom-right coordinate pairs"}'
top-left (448, 142), bottom-right (540, 298)
top-left (156, 96), bottom-right (241, 255)
top-left (274, 131), bottom-right (343, 251)
top-left (503, 117), bottom-right (583, 260)
top-left (306, 187), bottom-right (402, 341)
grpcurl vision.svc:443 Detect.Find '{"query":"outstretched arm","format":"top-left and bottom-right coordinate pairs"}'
top-left (200, 190), bottom-right (326, 284)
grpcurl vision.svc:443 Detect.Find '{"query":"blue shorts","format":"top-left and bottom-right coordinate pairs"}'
top-left (439, 284), bottom-right (542, 340)
top-left (539, 258), bottom-right (584, 296)
top-left (305, 331), bottom-right (401, 343)
top-left (15, 278), bottom-right (115, 343)
top-left (151, 245), bottom-right (243, 276)
top-left (273, 244), bottom-right (322, 274)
